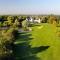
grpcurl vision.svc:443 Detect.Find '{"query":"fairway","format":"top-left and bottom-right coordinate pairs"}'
top-left (15, 23), bottom-right (60, 60)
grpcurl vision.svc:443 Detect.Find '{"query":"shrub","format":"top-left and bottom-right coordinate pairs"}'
top-left (22, 20), bottom-right (28, 31)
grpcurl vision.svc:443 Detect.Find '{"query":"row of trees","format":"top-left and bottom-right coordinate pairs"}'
top-left (41, 15), bottom-right (58, 24)
top-left (0, 16), bottom-right (26, 27)
top-left (0, 26), bottom-right (19, 60)
top-left (0, 15), bottom-right (60, 27)
top-left (0, 15), bottom-right (27, 60)
top-left (0, 16), bottom-right (20, 60)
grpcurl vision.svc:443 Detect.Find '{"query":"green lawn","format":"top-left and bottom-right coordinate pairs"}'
top-left (14, 23), bottom-right (60, 60)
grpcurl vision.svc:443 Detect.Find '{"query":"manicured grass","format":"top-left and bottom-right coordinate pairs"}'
top-left (14, 23), bottom-right (60, 60)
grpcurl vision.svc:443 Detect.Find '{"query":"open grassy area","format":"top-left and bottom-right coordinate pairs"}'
top-left (14, 23), bottom-right (60, 60)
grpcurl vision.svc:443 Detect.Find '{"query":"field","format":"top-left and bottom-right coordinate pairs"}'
top-left (14, 23), bottom-right (60, 60)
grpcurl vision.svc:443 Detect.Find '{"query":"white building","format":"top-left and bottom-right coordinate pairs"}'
top-left (26, 17), bottom-right (34, 23)
top-left (34, 18), bottom-right (41, 23)
top-left (26, 17), bottom-right (41, 23)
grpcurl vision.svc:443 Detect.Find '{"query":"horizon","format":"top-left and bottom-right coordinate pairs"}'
top-left (0, 0), bottom-right (60, 15)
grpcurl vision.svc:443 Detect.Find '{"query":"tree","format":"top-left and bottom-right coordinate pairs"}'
top-left (0, 28), bottom-right (18, 60)
top-left (22, 20), bottom-right (28, 31)
top-left (6, 16), bottom-right (14, 26)
top-left (41, 16), bottom-right (48, 23)
top-left (48, 16), bottom-right (57, 24)
top-left (13, 19), bottom-right (19, 29)
top-left (0, 22), bottom-right (3, 27)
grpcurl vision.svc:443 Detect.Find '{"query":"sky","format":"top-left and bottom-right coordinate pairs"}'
top-left (0, 0), bottom-right (60, 15)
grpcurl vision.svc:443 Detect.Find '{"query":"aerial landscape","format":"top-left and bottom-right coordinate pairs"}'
top-left (0, 0), bottom-right (60, 60)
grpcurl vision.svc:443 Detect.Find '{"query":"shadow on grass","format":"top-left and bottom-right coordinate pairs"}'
top-left (13, 32), bottom-right (50, 60)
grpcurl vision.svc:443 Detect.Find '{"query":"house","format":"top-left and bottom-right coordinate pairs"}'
top-left (26, 16), bottom-right (34, 23)
top-left (34, 18), bottom-right (41, 23)
top-left (26, 16), bottom-right (42, 23)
